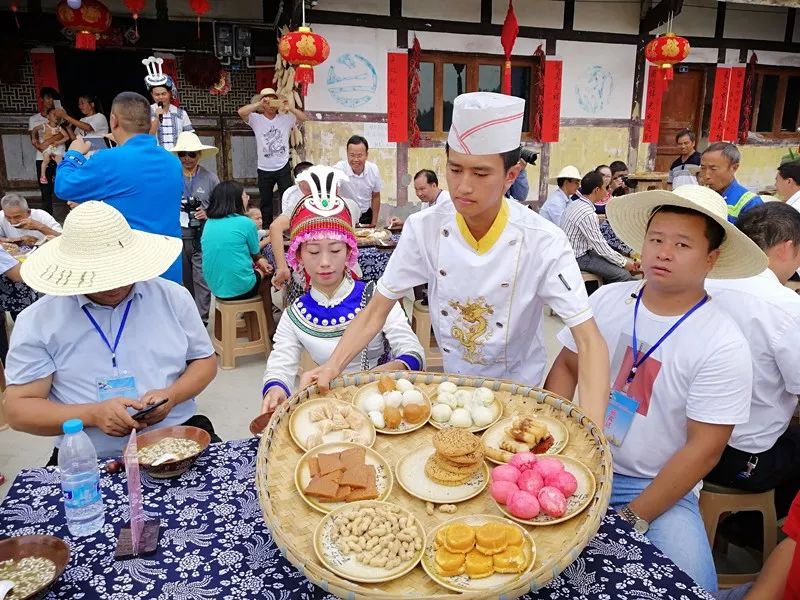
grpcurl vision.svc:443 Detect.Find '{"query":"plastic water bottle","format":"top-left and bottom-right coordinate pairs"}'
top-left (58, 419), bottom-right (105, 536)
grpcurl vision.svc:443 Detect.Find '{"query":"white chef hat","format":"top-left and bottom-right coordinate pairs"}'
top-left (447, 92), bottom-right (525, 155)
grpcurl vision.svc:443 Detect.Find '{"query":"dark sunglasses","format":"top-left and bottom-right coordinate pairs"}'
top-left (178, 151), bottom-right (198, 158)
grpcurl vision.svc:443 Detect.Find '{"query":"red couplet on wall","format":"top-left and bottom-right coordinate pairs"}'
top-left (709, 66), bottom-right (732, 142)
top-left (723, 66), bottom-right (746, 142)
top-left (387, 51), bottom-right (409, 143)
top-left (541, 58), bottom-right (563, 142)
top-left (642, 66), bottom-right (664, 143)
top-left (30, 49), bottom-right (59, 112)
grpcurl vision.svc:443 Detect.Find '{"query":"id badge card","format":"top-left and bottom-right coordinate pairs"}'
top-left (96, 374), bottom-right (138, 402)
top-left (604, 390), bottom-right (640, 447)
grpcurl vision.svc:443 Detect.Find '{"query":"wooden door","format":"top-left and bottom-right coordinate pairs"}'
top-left (654, 69), bottom-right (705, 172)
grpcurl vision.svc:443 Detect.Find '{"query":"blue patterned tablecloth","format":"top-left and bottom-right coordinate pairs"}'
top-left (0, 439), bottom-right (714, 600)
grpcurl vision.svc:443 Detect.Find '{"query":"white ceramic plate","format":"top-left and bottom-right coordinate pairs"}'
top-left (481, 415), bottom-right (569, 464)
top-left (288, 398), bottom-right (376, 451)
top-left (351, 381), bottom-right (432, 435)
top-left (428, 386), bottom-right (504, 433)
top-left (395, 446), bottom-right (489, 504)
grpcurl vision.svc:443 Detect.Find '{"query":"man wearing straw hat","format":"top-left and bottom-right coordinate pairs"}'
top-left (3, 202), bottom-right (219, 461)
top-left (303, 92), bottom-right (612, 428)
top-left (539, 164), bottom-right (580, 226)
top-left (169, 131), bottom-right (220, 325)
top-left (546, 184), bottom-right (767, 591)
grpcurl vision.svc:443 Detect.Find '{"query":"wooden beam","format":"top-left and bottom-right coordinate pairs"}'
top-left (390, 0), bottom-right (402, 18)
top-left (156, 0), bottom-right (168, 21)
top-left (481, 0), bottom-right (492, 25)
top-left (640, 0), bottom-right (683, 33)
top-left (786, 7), bottom-right (796, 44)
top-left (715, 1), bottom-right (726, 39)
top-left (563, 0), bottom-right (575, 32)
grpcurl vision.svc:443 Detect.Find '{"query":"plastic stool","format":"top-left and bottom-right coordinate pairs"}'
top-left (212, 297), bottom-right (272, 369)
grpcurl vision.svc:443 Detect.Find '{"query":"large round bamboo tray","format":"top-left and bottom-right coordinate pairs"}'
top-left (256, 372), bottom-right (612, 599)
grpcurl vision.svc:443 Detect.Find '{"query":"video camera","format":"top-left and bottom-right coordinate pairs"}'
top-left (181, 196), bottom-right (203, 229)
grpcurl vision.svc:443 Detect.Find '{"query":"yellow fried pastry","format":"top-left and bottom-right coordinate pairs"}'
top-left (465, 550), bottom-right (495, 579)
top-left (503, 524), bottom-right (525, 548)
top-left (443, 522), bottom-right (476, 554)
top-left (434, 526), bottom-right (448, 549)
top-left (475, 523), bottom-right (508, 556)
top-left (435, 547), bottom-right (466, 577)
top-left (493, 545), bottom-right (528, 574)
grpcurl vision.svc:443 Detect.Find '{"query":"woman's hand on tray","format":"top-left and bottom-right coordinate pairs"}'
top-left (261, 387), bottom-right (287, 416)
top-left (299, 363), bottom-right (341, 393)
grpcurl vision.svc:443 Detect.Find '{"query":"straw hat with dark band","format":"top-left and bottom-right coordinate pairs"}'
top-left (21, 201), bottom-right (182, 296)
top-left (168, 132), bottom-right (219, 160)
top-left (606, 184), bottom-right (768, 280)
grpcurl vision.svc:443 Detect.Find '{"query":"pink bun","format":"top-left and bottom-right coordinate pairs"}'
top-left (508, 452), bottom-right (537, 471)
top-left (490, 480), bottom-right (519, 505)
top-left (506, 489), bottom-right (540, 520)
top-left (545, 470), bottom-right (578, 497)
top-left (538, 486), bottom-right (567, 517)
top-left (518, 469), bottom-right (544, 495)
top-left (533, 457), bottom-right (564, 479)
top-left (491, 464), bottom-right (521, 485)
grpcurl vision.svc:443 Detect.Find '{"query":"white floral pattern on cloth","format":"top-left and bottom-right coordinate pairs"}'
top-left (0, 439), bottom-right (713, 600)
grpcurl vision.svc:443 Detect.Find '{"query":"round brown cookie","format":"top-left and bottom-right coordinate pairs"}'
top-left (444, 449), bottom-right (484, 465)
top-left (425, 456), bottom-right (472, 485)
top-left (433, 428), bottom-right (481, 458)
top-left (432, 454), bottom-right (482, 476)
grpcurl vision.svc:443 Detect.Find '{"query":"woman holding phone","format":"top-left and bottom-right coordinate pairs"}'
top-left (56, 94), bottom-right (109, 140)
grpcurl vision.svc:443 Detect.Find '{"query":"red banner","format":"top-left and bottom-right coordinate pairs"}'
top-left (30, 49), bottom-right (59, 112)
top-left (642, 66), bottom-right (664, 143)
top-left (723, 65), bottom-right (746, 142)
top-left (541, 59), bottom-right (563, 142)
top-left (709, 66), bottom-right (731, 142)
top-left (387, 51), bottom-right (409, 143)
top-left (255, 60), bottom-right (276, 99)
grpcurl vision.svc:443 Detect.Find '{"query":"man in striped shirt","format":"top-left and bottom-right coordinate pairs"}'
top-left (560, 171), bottom-right (637, 283)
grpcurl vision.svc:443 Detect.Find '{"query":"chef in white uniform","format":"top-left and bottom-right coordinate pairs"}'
top-left (304, 92), bottom-right (611, 426)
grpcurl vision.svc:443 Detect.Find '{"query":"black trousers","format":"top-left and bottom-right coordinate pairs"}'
top-left (45, 414), bottom-right (222, 466)
top-left (35, 159), bottom-right (58, 215)
top-left (257, 162), bottom-right (293, 228)
top-left (359, 207), bottom-right (374, 226)
top-left (705, 424), bottom-right (800, 518)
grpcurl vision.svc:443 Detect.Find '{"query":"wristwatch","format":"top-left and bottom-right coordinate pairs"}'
top-left (618, 505), bottom-right (650, 534)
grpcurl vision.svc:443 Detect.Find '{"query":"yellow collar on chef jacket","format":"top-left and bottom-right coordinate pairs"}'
top-left (455, 199), bottom-right (509, 255)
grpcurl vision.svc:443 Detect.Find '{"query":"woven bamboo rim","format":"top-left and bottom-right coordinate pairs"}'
top-left (257, 371), bottom-right (613, 600)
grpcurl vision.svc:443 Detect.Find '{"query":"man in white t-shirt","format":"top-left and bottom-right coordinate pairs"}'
top-left (334, 135), bottom-right (382, 227)
top-left (0, 194), bottom-right (62, 245)
top-left (388, 169), bottom-right (451, 228)
top-left (546, 185), bottom-right (767, 592)
top-left (703, 202), bottom-right (800, 540)
top-left (280, 161), bottom-right (314, 215)
top-left (238, 88), bottom-right (308, 228)
top-left (304, 92), bottom-right (612, 430)
top-left (28, 87), bottom-right (62, 216)
top-left (777, 160), bottom-right (800, 209)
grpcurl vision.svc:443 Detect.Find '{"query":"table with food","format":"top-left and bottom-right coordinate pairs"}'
top-left (0, 372), bottom-right (714, 599)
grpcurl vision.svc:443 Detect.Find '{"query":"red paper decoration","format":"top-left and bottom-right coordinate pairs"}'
top-left (644, 32), bottom-right (690, 84)
top-left (124, 0), bottom-right (144, 34)
top-left (500, 0), bottom-right (519, 95)
top-left (278, 26), bottom-right (330, 97)
top-left (10, 3), bottom-right (20, 29)
top-left (56, 0), bottom-right (112, 51)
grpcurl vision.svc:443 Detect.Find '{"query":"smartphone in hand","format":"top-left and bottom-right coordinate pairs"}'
top-left (131, 397), bottom-right (169, 421)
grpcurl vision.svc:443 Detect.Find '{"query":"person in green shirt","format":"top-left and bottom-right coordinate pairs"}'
top-left (201, 181), bottom-right (273, 305)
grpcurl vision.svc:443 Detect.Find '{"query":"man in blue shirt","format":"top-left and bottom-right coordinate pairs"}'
top-left (700, 142), bottom-right (763, 224)
top-left (55, 92), bottom-right (183, 283)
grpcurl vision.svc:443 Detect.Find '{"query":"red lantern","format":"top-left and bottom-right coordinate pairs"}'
top-left (124, 0), bottom-right (145, 34)
top-left (10, 3), bottom-right (20, 29)
top-left (278, 26), bottom-right (330, 97)
top-left (645, 32), bottom-right (690, 84)
top-left (56, 0), bottom-right (112, 51)
top-left (189, 0), bottom-right (209, 38)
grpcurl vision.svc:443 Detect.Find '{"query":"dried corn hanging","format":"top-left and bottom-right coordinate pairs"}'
top-left (274, 25), bottom-right (304, 165)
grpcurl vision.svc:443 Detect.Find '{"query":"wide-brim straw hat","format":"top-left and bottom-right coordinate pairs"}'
top-left (21, 201), bottom-right (182, 296)
top-left (168, 132), bottom-right (219, 159)
top-left (548, 165), bottom-right (581, 184)
top-left (606, 184), bottom-right (768, 279)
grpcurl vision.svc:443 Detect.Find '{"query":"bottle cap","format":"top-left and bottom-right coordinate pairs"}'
top-left (63, 419), bottom-right (84, 435)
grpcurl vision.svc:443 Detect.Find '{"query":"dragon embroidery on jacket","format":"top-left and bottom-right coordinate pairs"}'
top-left (449, 297), bottom-right (494, 364)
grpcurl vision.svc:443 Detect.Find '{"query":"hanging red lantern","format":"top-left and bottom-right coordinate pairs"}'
top-left (189, 0), bottom-right (209, 38)
top-left (645, 32), bottom-right (690, 84)
top-left (278, 26), bottom-right (330, 97)
top-left (124, 0), bottom-right (145, 34)
top-left (10, 3), bottom-right (20, 29)
top-left (56, 0), bottom-right (112, 51)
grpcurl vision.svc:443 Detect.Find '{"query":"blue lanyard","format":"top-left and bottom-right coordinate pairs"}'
top-left (82, 299), bottom-right (134, 370)
top-left (626, 288), bottom-right (708, 387)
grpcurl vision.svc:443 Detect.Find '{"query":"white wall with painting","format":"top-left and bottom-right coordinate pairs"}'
top-left (303, 24), bottom-right (396, 114)
top-left (556, 41), bottom-right (637, 119)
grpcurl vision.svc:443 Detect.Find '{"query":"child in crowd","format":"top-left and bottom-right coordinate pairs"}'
top-left (38, 107), bottom-right (69, 184)
top-left (247, 206), bottom-right (269, 250)
top-left (259, 165), bottom-right (423, 416)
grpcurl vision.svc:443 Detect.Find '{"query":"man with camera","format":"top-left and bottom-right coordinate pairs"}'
top-left (506, 148), bottom-right (538, 202)
top-left (238, 88), bottom-right (308, 228)
top-left (169, 132), bottom-right (219, 325)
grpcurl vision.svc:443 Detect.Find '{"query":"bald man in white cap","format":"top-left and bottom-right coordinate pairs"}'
top-left (302, 92), bottom-right (610, 426)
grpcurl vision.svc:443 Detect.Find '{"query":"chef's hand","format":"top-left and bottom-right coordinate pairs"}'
top-left (272, 266), bottom-right (291, 290)
top-left (68, 137), bottom-right (92, 156)
top-left (261, 388), bottom-right (287, 416)
top-left (137, 390), bottom-right (174, 426)
top-left (93, 397), bottom-right (145, 436)
top-left (300, 363), bottom-right (340, 393)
